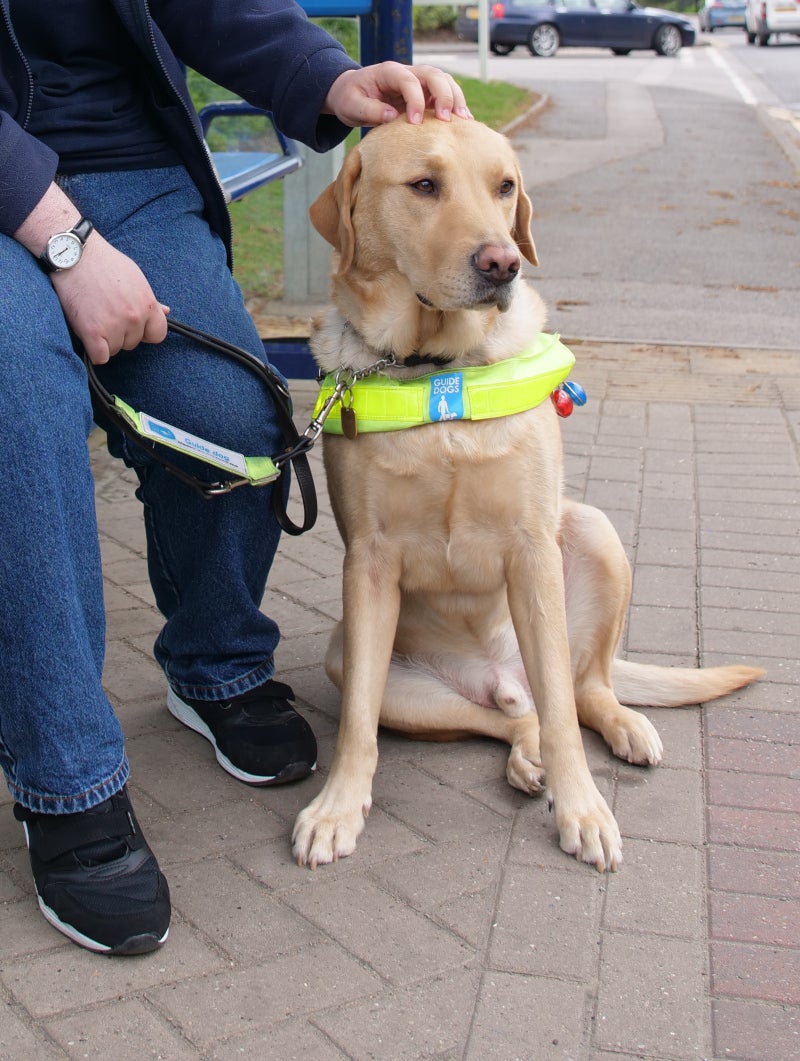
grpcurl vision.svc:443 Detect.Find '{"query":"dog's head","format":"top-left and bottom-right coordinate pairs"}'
top-left (310, 115), bottom-right (538, 319)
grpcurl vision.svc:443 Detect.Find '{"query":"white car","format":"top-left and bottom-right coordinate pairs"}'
top-left (745, 0), bottom-right (800, 43)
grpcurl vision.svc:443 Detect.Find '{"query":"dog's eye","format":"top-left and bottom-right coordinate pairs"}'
top-left (409, 179), bottom-right (437, 195)
top-left (499, 180), bottom-right (515, 196)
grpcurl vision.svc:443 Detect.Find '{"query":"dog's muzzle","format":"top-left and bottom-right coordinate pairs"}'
top-left (473, 243), bottom-right (520, 313)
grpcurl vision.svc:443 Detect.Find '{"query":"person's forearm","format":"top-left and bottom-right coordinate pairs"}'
top-left (12, 183), bottom-right (83, 257)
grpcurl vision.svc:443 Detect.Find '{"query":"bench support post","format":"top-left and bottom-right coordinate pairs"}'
top-left (282, 142), bottom-right (344, 301)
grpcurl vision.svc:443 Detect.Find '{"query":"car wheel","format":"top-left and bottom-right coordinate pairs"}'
top-left (528, 23), bottom-right (560, 56)
top-left (653, 23), bottom-right (682, 55)
top-left (756, 29), bottom-right (770, 44)
top-left (491, 42), bottom-right (516, 55)
top-left (746, 30), bottom-right (756, 42)
top-left (611, 47), bottom-right (631, 54)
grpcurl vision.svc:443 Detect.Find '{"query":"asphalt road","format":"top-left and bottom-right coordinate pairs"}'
top-left (416, 35), bottom-right (800, 350)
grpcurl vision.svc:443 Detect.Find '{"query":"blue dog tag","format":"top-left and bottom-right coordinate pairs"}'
top-left (429, 373), bottom-right (464, 422)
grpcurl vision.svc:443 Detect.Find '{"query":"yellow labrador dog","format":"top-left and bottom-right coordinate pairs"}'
top-left (292, 115), bottom-right (762, 872)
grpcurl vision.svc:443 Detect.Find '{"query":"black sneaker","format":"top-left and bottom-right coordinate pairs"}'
top-left (14, 787), bottom-right (170, 956)
top-left (167, 679), bottom-right (317, 786)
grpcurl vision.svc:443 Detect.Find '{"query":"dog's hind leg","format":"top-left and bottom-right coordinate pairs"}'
top-left (562, 501), bottom-right (663, 765)
top-left (386, 664), bottom-right (547, 795)
top-left (327, 631), bottom-right (547, 795)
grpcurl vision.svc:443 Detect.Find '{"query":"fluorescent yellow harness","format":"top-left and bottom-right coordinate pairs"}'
top-left (313, 332), bottom-right (579, 435)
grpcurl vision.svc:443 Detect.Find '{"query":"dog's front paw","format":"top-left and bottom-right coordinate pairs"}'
top-left (548, 783), bottom-right (622, 873)
top-left (292, 788), bottom-right (371, 868)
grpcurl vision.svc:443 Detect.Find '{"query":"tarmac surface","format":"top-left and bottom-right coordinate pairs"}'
top-left (1, 62), bottom-right (799, 1061)
top-left (414, 37), bottom-right (800, 353)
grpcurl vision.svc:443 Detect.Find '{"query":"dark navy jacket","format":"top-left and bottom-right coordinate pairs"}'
top-left (0, 0), bottom-right (358, 255)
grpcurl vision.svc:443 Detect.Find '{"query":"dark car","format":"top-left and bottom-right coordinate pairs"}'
top-left (456, 0), bottom-right (696, 56)
top-left (698, 0), bottom-right (747, 31)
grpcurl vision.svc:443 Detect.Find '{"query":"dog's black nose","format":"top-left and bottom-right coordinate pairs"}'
top-left (473, 243), bottom-right (521, 285)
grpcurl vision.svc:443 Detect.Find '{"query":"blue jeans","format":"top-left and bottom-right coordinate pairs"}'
top-left (0, 167), bottom-right (287, 814)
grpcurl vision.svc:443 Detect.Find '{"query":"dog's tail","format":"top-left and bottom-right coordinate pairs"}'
top-left (611, 659), bottom-right (765, 708)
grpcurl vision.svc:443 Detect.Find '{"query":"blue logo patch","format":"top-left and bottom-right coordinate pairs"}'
top-left (144, 418), bottom-right (176, 441)
top-left (429, 373), bottom-right (464, 422)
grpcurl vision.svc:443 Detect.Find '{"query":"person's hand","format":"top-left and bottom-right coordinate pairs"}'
top-left (323, 62), bottom-right (473, 128)
top-left (14, 183), bottom-right (169, 364)
top-left (52, 234), bottom-right (169, 364)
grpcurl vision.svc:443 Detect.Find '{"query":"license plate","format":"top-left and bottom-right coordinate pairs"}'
top-left (727, 14), bottom-right (744, 20)
top-left (465, 6), bottom-right (479, 17)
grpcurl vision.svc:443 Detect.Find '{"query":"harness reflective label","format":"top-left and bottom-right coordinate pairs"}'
top-left (139, 413), bottom-right (250, 477)
top-left (113, 397), bottom-right (279, 486)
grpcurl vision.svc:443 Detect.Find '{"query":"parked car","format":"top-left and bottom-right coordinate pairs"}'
top-left (744, 0), bottom-right (800, 43)
top-left (455, 0), bottom-right (696, 57)
top-left (698, 0), bottom-right (747, 30)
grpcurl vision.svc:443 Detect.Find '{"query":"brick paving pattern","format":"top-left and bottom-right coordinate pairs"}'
top-left (0, 340), bottom-right (798, 1059)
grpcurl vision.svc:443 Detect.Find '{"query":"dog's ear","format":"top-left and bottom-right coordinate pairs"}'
top-left (512, 168), bottom-right (539, 267)
top-left (308, 144), bottom-right (363, 274)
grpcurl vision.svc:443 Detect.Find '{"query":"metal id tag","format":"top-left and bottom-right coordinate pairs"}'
top-left (341, 406), bottom-right (358, 440)
top-left (340, 389), bottom-right (358, 440)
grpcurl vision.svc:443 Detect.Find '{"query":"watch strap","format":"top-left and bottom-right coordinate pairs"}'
top-left (71, 217), bottom-right (94, 245)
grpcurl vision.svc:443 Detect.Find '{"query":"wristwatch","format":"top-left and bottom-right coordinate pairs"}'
top-left (39, 217), bottom-right (94, 273)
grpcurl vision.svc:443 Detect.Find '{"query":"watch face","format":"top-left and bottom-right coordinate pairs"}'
top-left (47, 232), bottom-right (82, 270)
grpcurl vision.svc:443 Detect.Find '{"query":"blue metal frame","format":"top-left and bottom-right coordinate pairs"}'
top-left (300, 0), bottom-right (413, 65)
top-left (200, 101), bottom-right (303, 202)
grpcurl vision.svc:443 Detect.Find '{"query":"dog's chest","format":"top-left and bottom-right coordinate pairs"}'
top-left (326, 413), bottom-right (563, 594)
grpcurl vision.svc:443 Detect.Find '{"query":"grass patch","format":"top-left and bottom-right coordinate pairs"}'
top-left (460, 74), bottom-right (533, 131)
top-left (228, 183), bottom-right (285, 297)
top-left (190, 67), bottom-right (535, 301)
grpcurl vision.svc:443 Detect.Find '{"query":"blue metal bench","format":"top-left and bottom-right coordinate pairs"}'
top-left (199, 101), bottom-right (320, 377)
top-left (199, 101), bottom-right (303, 202)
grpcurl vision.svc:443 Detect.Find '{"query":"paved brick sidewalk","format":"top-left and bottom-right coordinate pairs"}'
top-left (1, 340), bottom-right (798, 1060)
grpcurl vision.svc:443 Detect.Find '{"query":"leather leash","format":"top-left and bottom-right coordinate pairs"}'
top-left (84, 318), bottom-right (317, 536)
